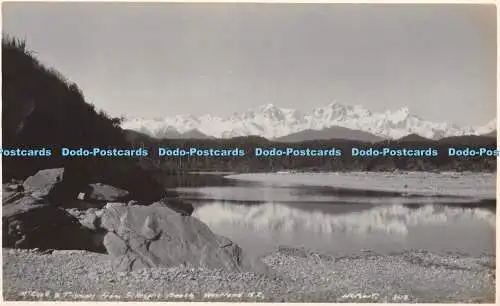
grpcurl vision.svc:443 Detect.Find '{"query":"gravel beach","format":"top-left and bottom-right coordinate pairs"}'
top-left (3, 247), bottom-right (495, 303)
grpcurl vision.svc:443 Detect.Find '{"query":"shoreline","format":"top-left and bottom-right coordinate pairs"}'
top-left (3, 246), bottom-right (495, 303)
top-left (224, 172), bottom-right (496, 199)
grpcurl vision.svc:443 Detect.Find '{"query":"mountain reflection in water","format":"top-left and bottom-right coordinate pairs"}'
top-left (168, 172), bottom-right (496, 257)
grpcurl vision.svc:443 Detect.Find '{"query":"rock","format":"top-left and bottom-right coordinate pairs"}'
top-left (3, 195), bottom-right (47, 217)
top-left (22, 168), bottom-right (64, 198)
top-left (87, 183), bottom-right (130, 202)
top-left (96, 164), bottom-right (167, 204)
top-left (65, 208), bottom-right (102, 230)
top-left (105, 202), bottom-right (127, 209)
top-left (2, 195), bottom-right (102, 251)
top-left (2, 190), bottom-right (25, 206)
top-left (103, 232), bottom-right (128, 257)
top-left (65, 208), bottom-right (82, 218)
top-left (152, 198), bottom-right (194, 216)
top-left (5, 184), bottom-right (23, 192)
top-left (98, 205), bottom-right (268, 274)
top-left (277, 245), bottom-right (309, 258)
top-left (81, 212), bottom-right (100, 230)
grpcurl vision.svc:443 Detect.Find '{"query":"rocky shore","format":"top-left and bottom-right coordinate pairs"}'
top-left (2, 168), bottom-right (496, 303)
top-left (3, 168), bottom-right (265, 273)
top-left (3, 247), bottom-right (495, 302)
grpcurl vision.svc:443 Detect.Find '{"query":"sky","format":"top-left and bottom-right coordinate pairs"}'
top-left (2, 3), bottom-right (497, 126)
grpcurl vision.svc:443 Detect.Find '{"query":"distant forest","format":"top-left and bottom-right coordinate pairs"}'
top-left (125, 131), bottom-right (497, 173)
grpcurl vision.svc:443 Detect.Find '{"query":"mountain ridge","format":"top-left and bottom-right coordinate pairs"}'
top-left (275, 126), bottom-right (384, 143)
top-left (122, 103), bottom-right (496, 141)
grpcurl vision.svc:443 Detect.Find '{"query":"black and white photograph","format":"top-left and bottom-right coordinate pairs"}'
top-left (1, 1), bottom-right (497, 302)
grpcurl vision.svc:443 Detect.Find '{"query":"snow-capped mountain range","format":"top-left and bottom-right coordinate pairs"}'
top-left (121, 102), bottom-right (496, 140)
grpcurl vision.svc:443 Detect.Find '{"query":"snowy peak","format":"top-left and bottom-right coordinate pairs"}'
top-left (121, 102), bottom-right (496, 141)
top-left (389, 107), bottom-right (410, 121)
top-left (310, 102), bottom-right (371, 122)
top-left (258, 103), bottom-right (278, 112)
top-left (259, 104), bottom-right (286, 121)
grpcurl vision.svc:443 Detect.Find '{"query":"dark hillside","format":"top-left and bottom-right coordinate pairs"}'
top-left (275, 126), bottom-right (384, 143)
top-left (2, 37), bottom-right (164, 202)
top-left (396, 134), bottom-right (434, 143)
top-left (483, 130), bottom-right (496, 138)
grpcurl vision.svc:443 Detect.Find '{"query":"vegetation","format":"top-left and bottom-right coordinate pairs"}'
top-left (2, 36), bottom-right (164, 202)
top-left (125, 131), bottom-right (497, 174)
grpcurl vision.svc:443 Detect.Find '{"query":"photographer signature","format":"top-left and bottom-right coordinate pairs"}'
top-left (340, 292), bottom-right (410, 301)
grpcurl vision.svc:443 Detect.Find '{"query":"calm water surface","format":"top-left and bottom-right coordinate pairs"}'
top-left (165, 172), bottom-right (496, 257)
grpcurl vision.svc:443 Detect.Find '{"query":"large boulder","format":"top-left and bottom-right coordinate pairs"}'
top-left (22, 168), bottom-right (64, 198)
top-left (151, 198), bottom-right (194, 216)
top-left (98, 204), bottom-right (268, 274)
top-left (2, 195), bottom-right (104, 252)
top-left (87, 183), bottom-right (130, 202)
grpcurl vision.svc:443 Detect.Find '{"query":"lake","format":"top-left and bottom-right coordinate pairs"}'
top-left (166, 172), bottom-right (496, 257)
